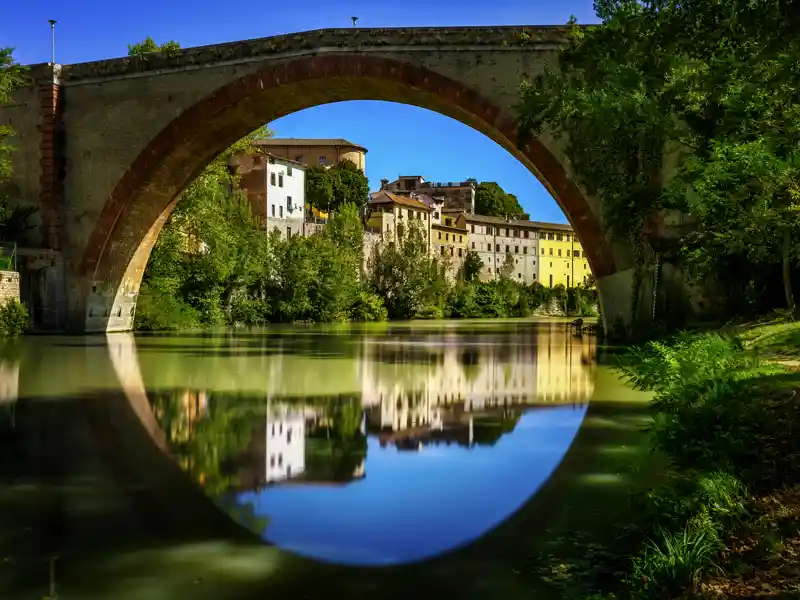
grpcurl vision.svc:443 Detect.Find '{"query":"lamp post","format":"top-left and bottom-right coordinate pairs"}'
top-left (351, 16), bottom-right (359, 28)
top-left (48, 19), bottom-right (57, 65)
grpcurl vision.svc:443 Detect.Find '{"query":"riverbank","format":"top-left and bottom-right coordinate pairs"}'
top-left (573, 320), bottom-right (800, 599)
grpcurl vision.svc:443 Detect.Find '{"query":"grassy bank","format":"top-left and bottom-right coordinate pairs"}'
top-left (579, 321), bottom-right (800, 599)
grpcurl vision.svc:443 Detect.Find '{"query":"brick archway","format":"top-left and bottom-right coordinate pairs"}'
top-left (77, 54), bottom-right (616, 331)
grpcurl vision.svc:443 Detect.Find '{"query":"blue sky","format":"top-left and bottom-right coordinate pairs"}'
top-left (4, 0), bottom-right (600, 222)
top-left (239, 404), bottom-right (588, 566)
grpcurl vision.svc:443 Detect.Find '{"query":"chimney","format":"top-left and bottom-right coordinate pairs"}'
top-left (380, 178), bottom-right (388, 190)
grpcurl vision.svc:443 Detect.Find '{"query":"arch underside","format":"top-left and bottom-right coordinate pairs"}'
top-left (77, 54), bottom-right (617, 332)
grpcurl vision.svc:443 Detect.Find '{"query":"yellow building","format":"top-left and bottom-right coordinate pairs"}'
top-left (535, 222), bottom-right (591, 288)
top-left (431, 213), bottom-right (468, 271)
top-left (252, 138), bottom-right (367, 172)
top-left (366, 191), bottom-right (432, 244)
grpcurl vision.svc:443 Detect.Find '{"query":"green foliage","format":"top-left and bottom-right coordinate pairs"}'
top-left (518, 0), bottom-right (800, 324)
top-left (0, 300), bottom-right (27, 337)
top-left (0, 48), bottom-right (26, 184)
top-left (305, 160), bottom-right (370, 212)
top-left (350, 290), bottom-right (388, 322)
top-left (459, 250), bottom-right (483, 282)
top-left (368, 219), bottom-right (449, 320)
top-left (127, 37), bottom-right (181, 57)
top-left (474, 182), bottom-right (526, 218)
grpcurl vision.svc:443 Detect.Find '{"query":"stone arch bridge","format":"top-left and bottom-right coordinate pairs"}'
top-left (2, 25), bottom-right (644, 333)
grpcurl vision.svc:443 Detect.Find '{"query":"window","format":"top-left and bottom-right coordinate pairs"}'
top-left (471, 242), bottom-right (475, 249)
top-left (441, 246), bottom-right (445, 256)
top-left (270, 455), bottom-right (275, 467)
top-left (438, 231), bottom-right (442, 240)
top-left (488, 268), bottom-right (492, 274)
top-left (459, 235), bottom-right (463, 242)
top-left (279, 206), bottom-right (284, 218)
top-left (434, 212), bottom-right (440, 220)
top-left (505, 245), bottom-right (510, 253)
top-left (503, 228), bottom-right (508, 237)
top-left (549, 248), bottom-right (553, 256)
top-left (548, 233), bottom-right (555, 240)
top-left (446, 233), bottom-right (450, 241)
top-left (319, 156), bottom-right (327, 165)
top-left (567, 276), bottom-right (571, 288)
top-left (566, 250), bottom-right (571, 257)
top-left (566, 234), bottom-right (571, 242)
top-left (515, 246), bottom-right (519, 254)
top-left (541, 248), bottom-right (545, 255)
top-left (278, 173), bottom-right (284, 187)
top-left (287, 196), bottom-right (293, 211)
top-left (287, 166), bottom-right (293, 177)
top-left (470, 225), bottom-right (475, 233)
top-left (270, 173), bottom-right (276, 186)
top-left (458, 248), bottom-right (462, 257)
top-left (524, 230), bottom-right (529, 239)
top-left (518, 273), bottom-right (522, 278)
top-left (408, 209), bottom-right (413, 219)
top-left (287, 428), bottom-right (293, 443)
top-left (271, 205), bottom-right (275, 217)
top-left (556, 233), bottom-right (563, 241)
top-left (271, 424), bottom-right (275, 437)
top-left (487, 226), bottom-right (493, 235)
top-left (575, 250), bottom-right (581, 258)
top-left (549, 274), bottom-right (553, 287)
top-left (295, 155), bottom-right (304, 163)
top-left (286, 226), bottom-right (291, 238)
top-left (523, 247), bottom-right (528, 254)
top-left (495, 244), bottom-right (500, 252)
top-left (278, 454), bottom-right (283, 467)
top-left (558, 249), bottom-right (562, 257)
top-left (450, 247), bottom-right (454, 256)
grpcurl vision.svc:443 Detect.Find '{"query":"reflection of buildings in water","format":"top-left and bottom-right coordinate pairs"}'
top-left (155, 390), bottom-right (209, 444)
top-left (231, 401), bottom-right (365, 493)
top-left (360, 328), bottom-right (596, 439)
top-left (264, 403), bottom-right (306, 483)
top-left (0, 358), bottom-right (19, 405)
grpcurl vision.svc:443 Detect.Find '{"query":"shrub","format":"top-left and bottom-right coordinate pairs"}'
top-left (350, 290), bottom-right (387, 322)
top-left (135, 285), bottom-right (198, 331)
top-left (0, 299), bottom-right (27, 337)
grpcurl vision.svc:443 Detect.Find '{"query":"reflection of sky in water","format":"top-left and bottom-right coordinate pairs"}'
top-left (237, 404), bottom-right (588, 566)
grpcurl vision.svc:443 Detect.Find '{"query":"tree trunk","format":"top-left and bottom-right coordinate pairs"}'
top-left (782, 228), bottom-right (796, 312)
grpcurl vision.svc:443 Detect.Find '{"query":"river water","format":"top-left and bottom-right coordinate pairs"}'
top-left (0, 319), bottom-right (646, 599)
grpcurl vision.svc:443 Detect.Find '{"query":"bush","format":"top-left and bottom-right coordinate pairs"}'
top-left (350, 290), bottom-right (387, 322)
top-left (135, 285), bottom-right (198, 331)
top-left (0, 299), bottom-right (27, 337)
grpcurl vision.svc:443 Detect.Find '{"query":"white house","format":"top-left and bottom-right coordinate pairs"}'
top-left (265, 154), bottom-right (306, 239)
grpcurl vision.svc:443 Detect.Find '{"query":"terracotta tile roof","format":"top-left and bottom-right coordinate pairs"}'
top-left (253, 138), bottom-right (368, 153)
top-left (369, 191), bottom-right (432, 211)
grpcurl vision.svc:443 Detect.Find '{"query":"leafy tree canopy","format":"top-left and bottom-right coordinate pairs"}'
top-left (306, 159), bottom-right (370, 213)
top-left (0, 48), bottom-right (26, 183)
top-left (518, 0), bottom-right (800, 316)
top-left (474, 182), bottom-right (527, 218)
top-left (127, 37), bottom-right (181, 57)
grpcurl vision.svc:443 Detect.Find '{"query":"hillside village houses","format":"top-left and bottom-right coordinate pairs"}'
top-left (230, 139), bottom-right (591, 287)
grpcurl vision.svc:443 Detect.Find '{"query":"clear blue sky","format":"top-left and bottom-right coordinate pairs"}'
top-left (4, 0), bottom-right (599, 223)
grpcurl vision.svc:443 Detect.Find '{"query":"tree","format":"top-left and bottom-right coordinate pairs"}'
top-left (369, 219), bottom-right (449, 319)
top-left (460, 250), bottom-right (484, 282)
top-left (127, 37), bottom-right (181, 57)
top-left (517, 0), bottom-right (800, 321)
top-left (305, 160), bottom-right (370, 213)
top-left (0, 48), bottom-right (26, 183)
top-left (474, 182), bottom-right (526, 218)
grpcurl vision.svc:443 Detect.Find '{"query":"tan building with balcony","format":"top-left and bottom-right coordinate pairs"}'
top-left (365, 191), bottom-right (433, 244)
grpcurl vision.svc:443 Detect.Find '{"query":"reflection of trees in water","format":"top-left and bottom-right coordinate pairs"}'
top-left (150, 390), bottom-right (265, 498)
top-left (217, 494), bottom-right (270, 535)
top-left (471, 411), bottom-right (521, 447)
top-left (459, 348), bottom-right (480, 383)
top-left (306, 394), bottom-right (367, 482)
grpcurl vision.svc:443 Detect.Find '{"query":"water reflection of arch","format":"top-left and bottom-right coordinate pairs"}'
top-left (86, 333), bottom-right (263, 544)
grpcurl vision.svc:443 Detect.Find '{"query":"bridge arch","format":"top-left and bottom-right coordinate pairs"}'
top-left (78, 53), bottom-right (618, 332)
